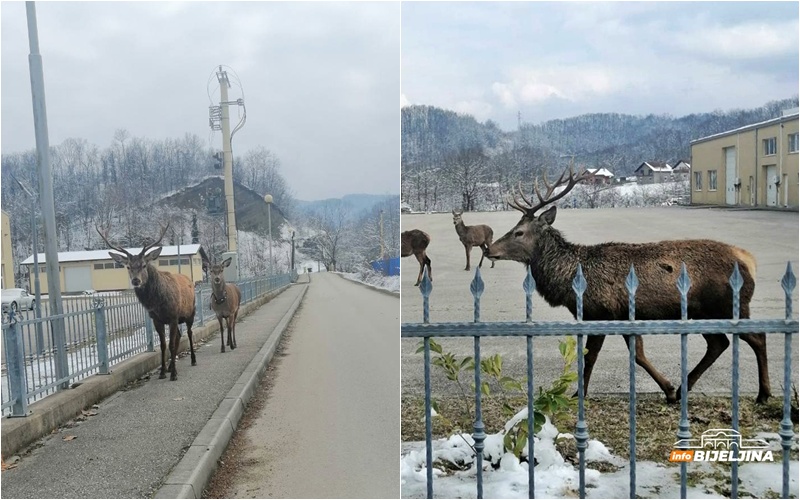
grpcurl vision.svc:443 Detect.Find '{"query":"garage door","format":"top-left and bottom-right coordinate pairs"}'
top-left (64, 266), bottom-right (92, 293)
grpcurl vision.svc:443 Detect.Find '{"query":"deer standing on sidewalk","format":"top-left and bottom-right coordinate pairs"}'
top-left (452, 210), bottom-right (494, 271)
top-left (97, 223), bottom-right (197, 381)
top-left (485, 165), bottom-right (770, 403)
top-left (204, 257), bottom-right (242, 353)
top-left (401, 229), bottom-right (432, 286)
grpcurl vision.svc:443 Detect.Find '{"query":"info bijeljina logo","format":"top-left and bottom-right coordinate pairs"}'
top-left (669, 429), bottom-right (774, 462)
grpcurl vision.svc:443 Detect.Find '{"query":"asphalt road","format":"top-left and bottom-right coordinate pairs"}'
top-left (216, 272), bottom-right (400, 498)
top-left (0, 284), bottom-right (307, 499)
top-left (401, 206), bottom-right (799, 400)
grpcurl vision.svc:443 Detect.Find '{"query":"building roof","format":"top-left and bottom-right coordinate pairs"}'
top-left (21, 244), bottom-right (203, 265)
top-left (691, 111), bottom-right (800, 145)
top-left (587, 168), bottom-right (614, 177)
top-left (635, 161), bottom-right (673, 173)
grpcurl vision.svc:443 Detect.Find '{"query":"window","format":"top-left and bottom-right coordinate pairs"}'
top-left (169, 259), bottom-right (179, 266)
top-left (180, 258), bottom-right (190, 265)
top-left (159, 259), bottom-right (169, 266)
top-left (104, 262), bottom-right (117, 269)
top-left (789, 133), bottom-right (799, 154)
top-left (694, 172), bottom-right (703, 191)
top-left (708, 170), bottom-right (717, 191)
top-left (94, 263), bottom-right (104, 270)
top-left (763, 137), bottom-right (777, 156)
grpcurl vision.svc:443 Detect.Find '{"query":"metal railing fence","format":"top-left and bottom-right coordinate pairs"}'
top-left (2, 271), bottom-right (297, 416)
top-left (402, 262), bottom-right (797, 499)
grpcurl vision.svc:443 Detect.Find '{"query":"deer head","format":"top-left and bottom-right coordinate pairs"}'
top-left (96, 223), bottom-right (170, 289)
top-left (452, 209), bottom-right (464, 226)
top-left (203, 256), bottom-right (232, 287)
top-left (486, 164), bottom-right (594, 264)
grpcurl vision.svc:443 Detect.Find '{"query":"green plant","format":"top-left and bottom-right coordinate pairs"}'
top-left (417, 336), bottom-right (582, 460)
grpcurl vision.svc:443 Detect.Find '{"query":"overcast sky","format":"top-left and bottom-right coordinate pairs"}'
top-left (1, 2), bottom-right (400, 201)
top-left (402, 2), bottom-right (799, 130)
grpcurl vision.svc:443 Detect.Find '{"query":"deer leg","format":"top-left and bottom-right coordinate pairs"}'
top-left (572, 335), bottom-right (606, 398)
top-left (425, 255), bottom-right (432, 282)
top-left (477, 245), bottom-right (486, 268)
top-left (464, 245), bottom-right (471, 271)
top-left (415, 254), bottom-right (424, 286)
top-left (230, 310), bottom-right (238, 349)
top-left (186, 315), bottom-right (196, 366)
top-left (218, 316), bottom-right (226, 353)
top-left (169, 321), bottom-right (180, 381)
top-left (155, 322), bottom-right (167, 379)
top-left (623, 335), bottom-right (676, 402)
top-left (677, 333), bottom-right (730, 400)
top-left (740, 333), bottom-right (771, 403)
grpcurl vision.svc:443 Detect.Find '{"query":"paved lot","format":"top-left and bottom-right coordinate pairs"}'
top-left (401, 207), bottom-right (799, 399)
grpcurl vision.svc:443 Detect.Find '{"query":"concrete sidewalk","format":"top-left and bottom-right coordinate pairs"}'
top-left (0, 281), bottom-right (307, 499)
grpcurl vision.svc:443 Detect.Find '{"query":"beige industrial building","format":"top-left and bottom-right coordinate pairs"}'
top-left (2, 210), bottom-right (14, 289)
top-left (21, 244), bottom-right (207, 293)
top-left (690, 111), bottom-right (799, 208)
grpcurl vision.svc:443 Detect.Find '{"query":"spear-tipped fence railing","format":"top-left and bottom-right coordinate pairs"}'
top-left (2, 271), bottom-right (297, 416)
top-left (402, 262), bottom-right (798, 499)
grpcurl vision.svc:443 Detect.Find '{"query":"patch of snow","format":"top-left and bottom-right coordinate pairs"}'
top-left (338, 267), bottom-right (400, 293)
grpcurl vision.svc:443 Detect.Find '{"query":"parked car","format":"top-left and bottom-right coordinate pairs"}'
top-left (2, 288), bottom-right (36, 313)
top-left (81, 289), bottom-right (97, 295)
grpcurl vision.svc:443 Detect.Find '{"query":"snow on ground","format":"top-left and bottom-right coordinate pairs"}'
top-left (401, 415), bottom-right (799, 499)
top-left (338, 267), bottom-right (400, 293)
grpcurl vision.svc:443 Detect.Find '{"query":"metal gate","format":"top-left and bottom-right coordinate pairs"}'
top-left (402, 263), bottom-right (797, 499)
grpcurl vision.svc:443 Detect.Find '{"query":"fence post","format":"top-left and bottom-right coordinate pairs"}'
top-left (197, 286), bottom-right (205, 326)
top-left (145, 313), bottom-right (154, 352)
top-left (4, 314), bottom-right (29, 417)
top-left (94, 298), bottom-right (109, 375)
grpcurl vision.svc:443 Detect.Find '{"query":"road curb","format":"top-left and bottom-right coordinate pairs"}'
top-left (0, 284), bottom-right (291, 458)
top-left (154, 283), bottom-right (309, 499)
top-left (332, 272), bottom-right (399, 298)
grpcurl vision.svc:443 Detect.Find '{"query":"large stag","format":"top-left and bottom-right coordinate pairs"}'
top-left (401, 229), bottom-right (432, 286)
top-left (485, 165), bottom-right (770, 403)
top-left (452, 210), bottom-right (494, 271)
top-left (204, 257), bottom-right (242, 353)
top-left (97, 224), bottom-right (197, 381)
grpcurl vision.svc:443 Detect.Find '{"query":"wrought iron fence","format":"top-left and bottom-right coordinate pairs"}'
top-left (402, 263), bottom-right (797, 499)
top-left (2, 271), bottom-right (297, 417)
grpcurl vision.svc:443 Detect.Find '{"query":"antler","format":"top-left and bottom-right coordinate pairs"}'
top-left (95, 224), bottom-right (131, 257)
top-left (510, 163), bottom-right (596, 216)
top-left (140, 223), bottom-right (170, 256)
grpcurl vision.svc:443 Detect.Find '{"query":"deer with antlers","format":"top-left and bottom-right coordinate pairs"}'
top-left (485, 165), bottom-right (770, 403)
top-left (402, 229), bottom-right (432, 286)
top-left (452, 210), bottom-right (494, 271)
top-left (97, 224), bottom-right (197, 381)
top-left (203, 256), bottom-right (242, 352)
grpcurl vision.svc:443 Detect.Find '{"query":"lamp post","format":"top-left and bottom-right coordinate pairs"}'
top-left (264, 194), bottom-right (273, 276)
top-left (11, 175), bottom-right (44, 354)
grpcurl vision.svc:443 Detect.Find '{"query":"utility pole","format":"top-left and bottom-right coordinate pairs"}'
top-left (217, 67), bottom-right (237, 257)
top-left (12, 175), bottom-right (44, 355)
top-left (26, 1), bottom-right (68, 390)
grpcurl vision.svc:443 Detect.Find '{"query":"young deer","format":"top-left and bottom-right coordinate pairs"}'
top-left (452, 210), bottom-right (494, 271)
top-left (204, 257), bottom-right (242, 353)
top-left (97, 224), bottom-right (197, 381)
top-left (486, 165), bottom-right (770, 403)
top-left (401, 229), bottom-right (432, 286)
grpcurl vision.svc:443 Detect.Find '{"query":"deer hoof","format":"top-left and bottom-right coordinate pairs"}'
top-left (159, 372), bottom-right (167, 380)
top-left (220, 347), bottom-right (226, 353)
top-left (170, 373), bottom-right (177, 381)
top-left (756, 392), bottom-right (770, 404)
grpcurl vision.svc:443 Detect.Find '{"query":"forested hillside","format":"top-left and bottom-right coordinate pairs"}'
top-left (401, 97), bottom-right (799, 212)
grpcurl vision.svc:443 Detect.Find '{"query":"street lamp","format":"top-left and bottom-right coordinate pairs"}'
top-left (11, 174), bottom-right (44, 354)
top-left (264, 194), bottom-right (273, 276)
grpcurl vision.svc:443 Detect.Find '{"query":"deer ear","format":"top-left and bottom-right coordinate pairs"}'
top-left (144, 247), bottom-right (162, 261)
top-left (540, 206), bottom-right (557, 225)
top-left (109, 252), bottom-right (128, 265)
top-left (222, 257), bottom-right (232, 268)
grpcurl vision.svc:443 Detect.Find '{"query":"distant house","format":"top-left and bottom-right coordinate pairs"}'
top-left (672, 160), bottom-right (691, 181)
top-left (634, 161), bottom-right (673, 183)
top-left (586, 168), bottom-right (614, 185)
top-left (21, 245), bottom-right (209, 293)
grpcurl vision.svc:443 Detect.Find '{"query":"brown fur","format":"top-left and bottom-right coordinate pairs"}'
top-left (401, 229), bottom-right (432, 286)
top-left (205, 257), bottom-right (242, 353)
top-left (99, 224), bottom-right (197, 381)
top-left (487, 205), bottom-right (770, 403)
top-left (452, 210), bottom-right (494, 271)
